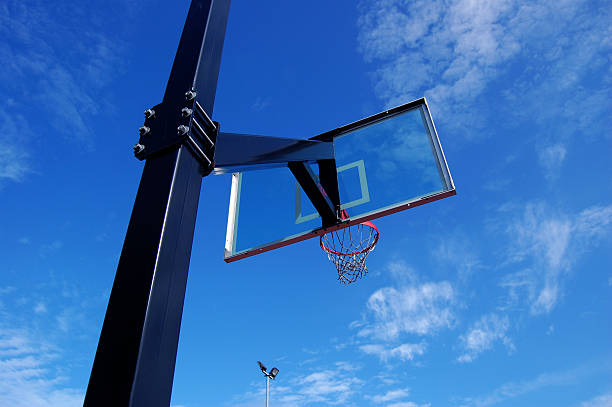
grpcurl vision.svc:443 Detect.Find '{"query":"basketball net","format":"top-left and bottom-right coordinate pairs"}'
top-left (320, 211), bottom-right (379, 285)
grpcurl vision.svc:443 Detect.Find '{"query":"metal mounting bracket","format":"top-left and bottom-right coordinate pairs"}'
top-left (134, 97), bottom-right (218, 175)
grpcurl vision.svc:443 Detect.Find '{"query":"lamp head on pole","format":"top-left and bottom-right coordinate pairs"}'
top-left (257, 360), bottom-right (280, 380)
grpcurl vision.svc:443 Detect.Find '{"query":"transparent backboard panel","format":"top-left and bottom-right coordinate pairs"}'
top-left (224, 98), bottom-right (455, 261)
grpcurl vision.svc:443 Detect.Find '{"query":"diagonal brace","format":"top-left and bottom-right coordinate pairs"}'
top-left (288, 162), bottom-right (338, 227)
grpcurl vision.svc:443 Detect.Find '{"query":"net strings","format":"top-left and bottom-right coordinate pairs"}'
top-left (321, 223), bottom-right (378, 284)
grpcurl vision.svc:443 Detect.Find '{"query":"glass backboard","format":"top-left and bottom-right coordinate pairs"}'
top-left (223, 98), bottom-right (455, 262)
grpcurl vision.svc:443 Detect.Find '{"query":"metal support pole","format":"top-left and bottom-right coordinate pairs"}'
top-left (83, 1), bottom-right (231, 406)
top-left (266, 376), bottom-right (269, 407)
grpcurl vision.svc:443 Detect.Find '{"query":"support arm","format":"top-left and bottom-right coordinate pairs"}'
top-left (213, 132), bottom-right (334, 173)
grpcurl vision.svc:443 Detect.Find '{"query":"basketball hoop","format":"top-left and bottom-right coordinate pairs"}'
top-left (320, 218), bottom-right (379, 285)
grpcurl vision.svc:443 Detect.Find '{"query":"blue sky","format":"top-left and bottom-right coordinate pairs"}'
top-left (0, 0), bottom-right (611, 406)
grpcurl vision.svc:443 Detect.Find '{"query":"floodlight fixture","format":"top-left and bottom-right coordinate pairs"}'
top-left (269, 367), bottom-right (279, 379)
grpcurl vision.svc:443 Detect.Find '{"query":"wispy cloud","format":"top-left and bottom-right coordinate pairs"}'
top-left (350, 262), bottom-right (455, 363)
top-left (578, 393), bottom-right (612, 407)
top-left (252, 96), bottom-right (271, 112)
top-left (573, 205), bottom-right (612, 244)
top-left (457, 313), bottom-right (513, 363)
top-left (433, 234), bottom-right (483, 281)
top-left (0, 110), bottom-right (32, 183)
top-left (0, 328), bottom-right (83, 407)
top-left (538, 143), bottom-right (567, 181)
top-left (0, 278), bottom-right (106, 406)
top-left (293, 367), bottom-right (363, 405)
top-left (0, 0), bottom-right (126, 184)
top-left (500, 203), bottom-right (612, 314)
top-left (233, 362), bottom-right (364, 407)
top-left (367, 388), bottom-right (411, 403)
top-left (456, 362), bottom-right (611, 407)
top-left (357, 0), bottom-right (611, 182)
top-left (360, 342), bottom-right (426, 363)
top-left (33, 302), bottom-right (47, 314)
top-left (0, 286), bottom-right (17, 295)
top-left (231, 359), bottom-right (433, 407)
top-left (388, 402), bottom-right (430, 407)
top-left (358, 0), bottom-right (610, 119)
top-left (357, 280), bottom-right (455, 341)
top-left (358, 0), bottom-right (520, 127)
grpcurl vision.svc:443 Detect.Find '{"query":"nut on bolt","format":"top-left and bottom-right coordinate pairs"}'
top-left (177, 125), bottom-right (190, 136)
top-left (139, 126), bottom-right (151, 136)
top-left (133, 143), bottom-right (145, 154)
top-left (185, 90), bottom-right (197, 101)
top-left (181, 107), bottom-right (193, 118)
top-left (144, 109), bottom-right (156, 119)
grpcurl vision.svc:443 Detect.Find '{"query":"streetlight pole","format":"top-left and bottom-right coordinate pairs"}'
top-left (266, 375), bottom-right (269, 407)
top-left (257, 361), bottom-right (279, 407)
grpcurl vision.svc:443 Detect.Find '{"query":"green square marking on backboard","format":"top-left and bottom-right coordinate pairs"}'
top-left (294, 160), bottom-right (371, 224)
top-left (223, 97), bottom-right (456, 262)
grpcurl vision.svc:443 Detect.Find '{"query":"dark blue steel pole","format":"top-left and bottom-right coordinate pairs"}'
top-left (83, 1), bottom-right (231, 406)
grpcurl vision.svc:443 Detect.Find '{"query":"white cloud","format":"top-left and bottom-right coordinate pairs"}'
top-left (367, 388), bottom-right (411, 403)
top-left (579, 393), bottom-right (612, 407)
top-left (457, 313), bottom-right (513, 362)
top-left (357, 0), bottom-right (520, 125)
top-left (357, 270), bottom-right (455, 341)
top-left (296, 369), bottom-right (362, 404)
top-left (360, 342), bottom-right (426, 362)
top-left (281, 363), bottom-right (364, 406)
top-left (373, 372), bottom-right (399, 386)
top-left (501, 203), bottom-right (612, 314)
top-left (351, 262), bottom-right (454, 363)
